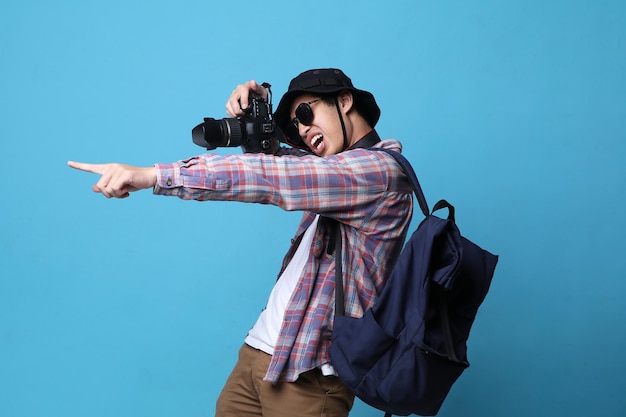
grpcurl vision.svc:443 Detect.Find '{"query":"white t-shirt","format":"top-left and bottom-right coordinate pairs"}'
top-left (245, 215), bottom-right (320, 354)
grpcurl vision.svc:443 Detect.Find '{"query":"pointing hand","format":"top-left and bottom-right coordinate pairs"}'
top-left (68, 161), bottom-right (157, 199)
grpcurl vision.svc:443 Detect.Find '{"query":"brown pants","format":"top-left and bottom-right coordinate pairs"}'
top-left (215, 344), bottom-right (355, 417)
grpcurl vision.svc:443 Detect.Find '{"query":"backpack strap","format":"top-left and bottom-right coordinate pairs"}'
top-left (333, 220), bottom-right (345, 317)
top-left (370, 147), bottom-right (430, 217)
top-left (332, 148), bottom-right (431, 319)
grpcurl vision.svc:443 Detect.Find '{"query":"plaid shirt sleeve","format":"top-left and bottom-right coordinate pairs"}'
top-left (153, 139), bottom-right (414, 383)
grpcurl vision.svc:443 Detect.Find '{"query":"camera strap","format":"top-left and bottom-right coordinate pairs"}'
top-left (347, 129), bottom-right (381, 150)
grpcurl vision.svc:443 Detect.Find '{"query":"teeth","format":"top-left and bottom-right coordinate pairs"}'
top-left (311, 134), bottom-right (323, 149)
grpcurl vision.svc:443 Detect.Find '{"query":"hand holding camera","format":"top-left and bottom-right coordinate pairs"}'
top-left (225, 80), bottom-right (268, 117)
top-left (192, 81), bottom-right (283, 154)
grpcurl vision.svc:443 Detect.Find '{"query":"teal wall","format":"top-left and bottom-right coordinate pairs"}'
top-left (1, 1), bottom-right (624, 416)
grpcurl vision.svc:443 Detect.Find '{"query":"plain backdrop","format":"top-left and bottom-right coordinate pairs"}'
top-left (1, 1), bottom-right (625, 416)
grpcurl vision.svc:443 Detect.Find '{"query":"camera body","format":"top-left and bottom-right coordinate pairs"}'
top-left (192, 94), bottom-right (280, 154)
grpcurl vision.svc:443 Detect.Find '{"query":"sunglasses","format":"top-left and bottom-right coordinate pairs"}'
top-left (284, 98), bottom-right (322, 147)
top-left (292, 98), bottom-right (322, 128)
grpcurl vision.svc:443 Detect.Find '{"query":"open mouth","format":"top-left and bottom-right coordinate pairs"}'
top-left (311, 134), bottom-right (324, 151)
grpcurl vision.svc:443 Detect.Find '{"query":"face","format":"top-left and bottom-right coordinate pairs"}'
top-left (289, 94), bottom-right (347, 156)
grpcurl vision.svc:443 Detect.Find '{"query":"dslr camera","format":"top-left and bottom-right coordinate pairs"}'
top-left (192, 82), bottom-right (282, 154)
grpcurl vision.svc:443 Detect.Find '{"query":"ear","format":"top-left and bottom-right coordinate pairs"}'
top-left (337, 90), bottom-right (354, 113)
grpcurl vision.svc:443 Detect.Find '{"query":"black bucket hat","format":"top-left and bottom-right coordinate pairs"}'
top-left (273, 68), bottom-right (381, 149)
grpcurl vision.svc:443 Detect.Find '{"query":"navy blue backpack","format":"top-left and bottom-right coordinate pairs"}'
top-left (328, 149), bottom-right (499, 416)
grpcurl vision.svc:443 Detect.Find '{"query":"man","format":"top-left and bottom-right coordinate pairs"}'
top-left (68, 68), bottom-right (413, 417)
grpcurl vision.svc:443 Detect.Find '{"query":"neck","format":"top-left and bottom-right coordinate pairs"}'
top-left (347, 123), bottom-right (375, 148)
top-left (334, 99), bottom-right (375, 150)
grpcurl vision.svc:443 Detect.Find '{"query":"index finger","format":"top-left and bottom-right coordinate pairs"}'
top-left (67, 160), bottom-right (108, 175)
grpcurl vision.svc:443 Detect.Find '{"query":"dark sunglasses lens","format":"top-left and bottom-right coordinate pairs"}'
top-left (295, 103), bottom-right (314, 126)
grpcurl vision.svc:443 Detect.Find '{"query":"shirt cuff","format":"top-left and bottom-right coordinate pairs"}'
top-left (153, 162), bottom-right (180, 193)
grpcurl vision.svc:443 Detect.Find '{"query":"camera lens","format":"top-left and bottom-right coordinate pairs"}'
top-left (192, 118), bottom-right (243, 150)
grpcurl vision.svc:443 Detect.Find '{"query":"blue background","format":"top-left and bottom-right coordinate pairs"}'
top-left (1, 1), bottom-right (625, 416)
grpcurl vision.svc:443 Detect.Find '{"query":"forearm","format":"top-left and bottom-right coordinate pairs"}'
top-left (152, 148), bottom-right (398, 219)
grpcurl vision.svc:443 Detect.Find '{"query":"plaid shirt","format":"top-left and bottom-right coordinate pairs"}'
top-left (153, 138), bottom-right (413, 383)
